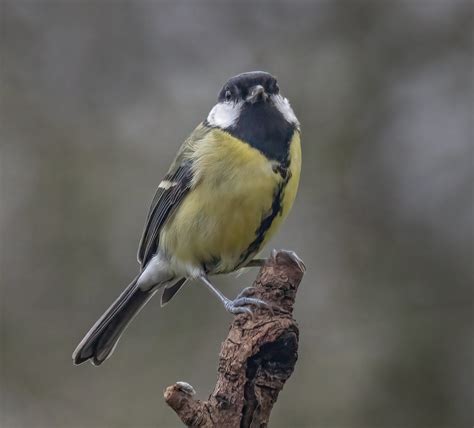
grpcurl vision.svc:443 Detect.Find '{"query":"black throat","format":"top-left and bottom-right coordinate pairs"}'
top-left (226, 102), bottom-right (295, 166)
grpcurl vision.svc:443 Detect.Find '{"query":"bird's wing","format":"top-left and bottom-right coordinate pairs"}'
top-left (137, 123), bottom-right (210, 267)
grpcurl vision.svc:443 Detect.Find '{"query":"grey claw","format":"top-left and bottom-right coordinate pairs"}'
top-left (224, 295), bottom-right (273, 316)
top-left (225, 300), bottom-right (253, 315)
top-left (175, 381), bottom-right (196, 396)
top-left (234, 296), bottom-right (274, 316)
top-left (232, 296), bottom-right (269, 309)
top-left (280, 249), bottom-right (306, 272)
top-left (236, 286), bottom-right (257, 299)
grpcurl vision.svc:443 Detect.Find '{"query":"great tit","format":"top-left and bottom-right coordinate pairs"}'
top-left (73, 71), bottom-right (301, 365)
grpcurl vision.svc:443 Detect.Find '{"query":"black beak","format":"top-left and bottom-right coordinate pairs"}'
top-left (246, 85), bottom-right (268, 104)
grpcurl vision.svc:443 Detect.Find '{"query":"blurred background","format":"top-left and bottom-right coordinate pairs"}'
top-left (1, 1), bottom-right (472, 427)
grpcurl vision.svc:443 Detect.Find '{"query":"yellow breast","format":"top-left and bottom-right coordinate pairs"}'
top-left (160, 128), bottom-right (301, 276)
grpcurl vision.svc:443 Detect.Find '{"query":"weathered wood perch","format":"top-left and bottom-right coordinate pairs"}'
top-left (164, 249), bottom-right (305, 427)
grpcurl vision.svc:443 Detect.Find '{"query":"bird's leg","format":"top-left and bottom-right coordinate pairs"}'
top-left (233, 258), bottom-right (266, 298)
top-left (199, 275), bottom-right (272, 315)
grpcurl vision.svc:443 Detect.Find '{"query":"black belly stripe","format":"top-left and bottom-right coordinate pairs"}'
top-left (237, 179), bottom-right (287, 267)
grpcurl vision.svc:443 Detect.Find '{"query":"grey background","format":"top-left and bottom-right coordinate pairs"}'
top-left (1, 1), bottom-right (473, 427)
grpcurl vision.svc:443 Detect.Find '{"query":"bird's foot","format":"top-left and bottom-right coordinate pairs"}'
top-left (199, 275), bottom-right (274, 317)
top-left (272, 249), bottom-right (306, 272)
top-left (223, 292), bottom-right (273, 316)
top-left (175, 381), bottom-right (196, 396)
top-left (236, 286), bottom-right (258, 298)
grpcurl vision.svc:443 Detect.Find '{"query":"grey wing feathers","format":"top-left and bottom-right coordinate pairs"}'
top-left (137, 123), bottom-right (211, 268)
top-left (161, 278), bottom-right (188, 306)
top-left (137, 162), bottom-right (193, 267)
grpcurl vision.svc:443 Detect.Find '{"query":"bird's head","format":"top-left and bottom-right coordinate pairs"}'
top-left (205, 71), bottom-right (299, 162)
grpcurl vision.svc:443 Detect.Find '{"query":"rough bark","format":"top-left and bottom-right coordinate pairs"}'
top-left (164, 249), bottom-right (305, 427)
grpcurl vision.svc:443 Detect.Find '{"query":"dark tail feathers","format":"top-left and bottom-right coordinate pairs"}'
top-left (72, 276), bottom-right (155, 366)
top-left (160, 278), bottom-right (187, 307)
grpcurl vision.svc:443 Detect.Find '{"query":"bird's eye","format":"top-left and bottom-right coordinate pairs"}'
top-left (224, 89), bottom-right (232, 102)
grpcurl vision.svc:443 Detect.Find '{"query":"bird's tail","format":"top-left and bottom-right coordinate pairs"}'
top-left (72, 275), bottom-right (156, 366)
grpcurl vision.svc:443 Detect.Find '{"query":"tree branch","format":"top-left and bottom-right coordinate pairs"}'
top-left (164, 249), bottom-right (305, 427)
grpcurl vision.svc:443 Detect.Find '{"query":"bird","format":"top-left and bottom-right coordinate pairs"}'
top-left (72, 71), bottom-right (301, 366)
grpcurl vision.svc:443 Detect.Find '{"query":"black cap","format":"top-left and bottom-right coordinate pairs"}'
top-left (218, 71), bottom-right (279, 102)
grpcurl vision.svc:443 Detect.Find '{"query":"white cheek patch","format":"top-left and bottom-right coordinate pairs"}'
top-left (206, 101), bottom-right (242, 128)
top-left (272, 94), bottom-right (300, 128)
